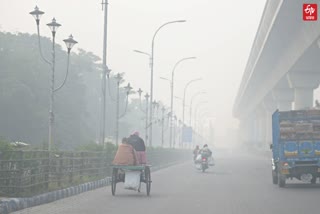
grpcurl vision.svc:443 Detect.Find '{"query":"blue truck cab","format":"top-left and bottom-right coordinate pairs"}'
top-left (271, 109), bottom-right (320, 187)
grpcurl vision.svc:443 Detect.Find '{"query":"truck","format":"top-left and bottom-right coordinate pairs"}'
top-left (271, 109), bottom-right (320, 187)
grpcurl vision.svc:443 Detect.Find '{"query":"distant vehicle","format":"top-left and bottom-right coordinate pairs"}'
top-left (195, 152), bottom-right (214, 172)
top-left (200, 156), bottom-right (209, 172)
top-left (271, 109), bottom-right (320, 187)
top-left (10, 141), bottom-right (30, 147)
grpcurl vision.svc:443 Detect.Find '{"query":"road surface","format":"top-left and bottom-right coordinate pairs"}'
top-left (13, 149), bottom-right (320, 214)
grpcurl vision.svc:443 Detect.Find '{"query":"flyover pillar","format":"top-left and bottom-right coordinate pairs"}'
top-left (272, 88), bottom-right (293, 111)
top-left (262, 94), bottom-right (277, 147)
top-left (277, 101), bottom-right (292, 111)
top-left (255, 107), bottom-right (267, 147)
top-left (239, 116), bottom-right (256, 146)
top-left (239, 118), bottom-right (249, 145)
top-left (294, 88), bottom-right (313, 110)
top-left (287, 72), bottom-right (320, 110)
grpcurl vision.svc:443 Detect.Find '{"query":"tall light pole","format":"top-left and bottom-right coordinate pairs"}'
top-left (114, 73), bottom-right (132, 145)
top-left (182, 78), bottom-right (201, 128)
top-left (133, 50), bottom-right (151, 68)
top-left (193, 102), bottom-right (209, 128)
top-left (169, 57), bottom-right (196, 148)
top-left (197, 112), bottom-right (213, 146)
top-left (100, 0), bottom-right (111, 145)
top-left (30, 6), bottom-right (77, 151)
top-left (172, 115), bottom-right (177, 148)
top-left (178, 119), bottom-right (183, 148)
top-left (138, 88), bottom-right (149, 146)
top-left (189, 91), bottom-right (206, 126)
top-left (193, 102), bottom-right (209, 146)
top-left (181, 78), bottom-right (201, 147)
top-left (115, 73), bottom-right (122, 145)
top-left (149, 20), bottom-right (186, 147)
top-left (134, 50), bottom-right (151, 145)
top-left (161, 106), bottom-right (166, 147)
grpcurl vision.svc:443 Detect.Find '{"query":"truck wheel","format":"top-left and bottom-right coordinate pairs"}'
top-left (311, 176), bottom-right (317, 184)
top-left (272, 170), bottom-right (278, 184)
top-left (278, 174), bottom-right (286, 188)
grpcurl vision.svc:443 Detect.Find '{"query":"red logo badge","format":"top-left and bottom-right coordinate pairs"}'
top-left (303, 4), bottom-right (317, 21)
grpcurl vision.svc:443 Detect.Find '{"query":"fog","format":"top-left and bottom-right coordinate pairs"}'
top-left (0, 0), bottom-right (267, 147)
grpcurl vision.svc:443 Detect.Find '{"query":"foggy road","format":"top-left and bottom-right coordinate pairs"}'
top-left (13, 149), bottom-right (320, 214)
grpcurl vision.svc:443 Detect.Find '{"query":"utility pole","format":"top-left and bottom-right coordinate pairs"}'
top-left (100, 0), bottom-right (111, 145)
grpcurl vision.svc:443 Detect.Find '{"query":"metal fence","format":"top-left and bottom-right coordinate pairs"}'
top-left (0, 149), bottom-right (190, 197)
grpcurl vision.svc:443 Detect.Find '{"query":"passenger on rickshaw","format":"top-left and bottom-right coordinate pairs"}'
top-left (112, 137), bottom-right (138, 165)
top-left (127, 131), bottom-right (147, 164)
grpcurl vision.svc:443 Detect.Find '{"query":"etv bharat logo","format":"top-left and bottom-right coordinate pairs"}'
top-left (303, 4), bottom-right (317, 21)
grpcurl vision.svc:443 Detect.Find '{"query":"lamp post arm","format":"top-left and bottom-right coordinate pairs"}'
top-left (182, 78), bottom-right (201, 125)
top-left (151, 21), bottom-right (184, 48)
top-left (138, 97), bottom-right (147, 114)
top-left (183, 79), bottom-right (201, 107)
top-left (36, 25), bottom-right (51, 65)
top-left (54, 53), bottom-right (70, 92)
top-left (119, 95), bottom-right (129, 118)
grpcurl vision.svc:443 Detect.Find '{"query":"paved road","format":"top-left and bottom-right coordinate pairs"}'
top-left (13, 149), bottom-right (320, 214)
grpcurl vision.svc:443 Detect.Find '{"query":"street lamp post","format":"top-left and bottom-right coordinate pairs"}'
top-left (153, 100), bottom-right (161, 121)
top-left (193, 102), bottom-right (209, 146)
top-left (138, 88), bottom-right (149, 146)
top-left (197, 112), bottom-right (212, 146)
top-left (180, 78), bottom-right (201, 147)
top-left (182, 78), bottom-right (202, 128)
top-left (189, 91), bottom-right (206, 126)
top-left (173, 115), bottom-right (177, 148)
top-left (168, 57), bottom-right (196, 148)
top-left (115, 74), bottom-right (122, 145)
top-left (149, 20), bottom-right (186, 147)
top-left (100, 0), bottom-right (111, 145)
top-left (30, 6), bottom-right (77, 151)
top-left (178, 119), bottom-right (182, 148)
top-left (161, 106), bottom-right (165, 147)
top-left (115, 77), bottom-right (132, 145)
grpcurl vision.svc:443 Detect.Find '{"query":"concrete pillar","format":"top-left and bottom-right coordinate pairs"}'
top-left (253, 107), bottom-right (267, 148)
top-left (239, 120), bottom-right (247, 145)
top-left (239, 116), bottom-right (255, 146)
top-left (272, 88), bottom-right (294, 111)
top-left (294, 88), bottom-right (313, 109)
top-left (262, 93), bottom-right (277, 147)
top-left (265, 112), bottom-right (272, 146)
top-left (252, 117), bottom-right (258, 145)
top-left (277, 101), bottom-right (292, 111)
top-left (287, 71), bottom-right (320, 110)
top-left (259, 112), bottom-right (267, 146)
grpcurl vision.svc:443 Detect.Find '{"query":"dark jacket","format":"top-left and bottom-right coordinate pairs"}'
top-left (127, 135), bottom-right (146, 151)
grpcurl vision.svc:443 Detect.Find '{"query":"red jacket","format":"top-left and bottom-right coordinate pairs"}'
top-left (112, 144), bottom-right (137, 165)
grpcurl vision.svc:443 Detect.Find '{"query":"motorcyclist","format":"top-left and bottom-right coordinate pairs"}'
top-left (199, 144), bottom-right (212, 159)
top-left (193, 145), bottom-right (200, 162)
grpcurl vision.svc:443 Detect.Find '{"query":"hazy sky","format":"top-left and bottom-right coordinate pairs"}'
top-left (0, 0), bottom-right (267, 136)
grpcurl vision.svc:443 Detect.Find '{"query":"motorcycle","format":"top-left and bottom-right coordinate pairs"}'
top-left (195, 154), bottom-right (213, 172)
top-left (200, 156), bottom-right (209, 172)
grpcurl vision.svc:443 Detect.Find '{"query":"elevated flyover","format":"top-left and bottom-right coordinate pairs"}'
top-left (233, 0), bottom-right (320, 147)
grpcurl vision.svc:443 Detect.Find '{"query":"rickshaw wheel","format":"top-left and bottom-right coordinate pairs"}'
top-left (111, 168), bottom-right (118, 196)
top-left (145, 166), bottom-right (151, 196)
